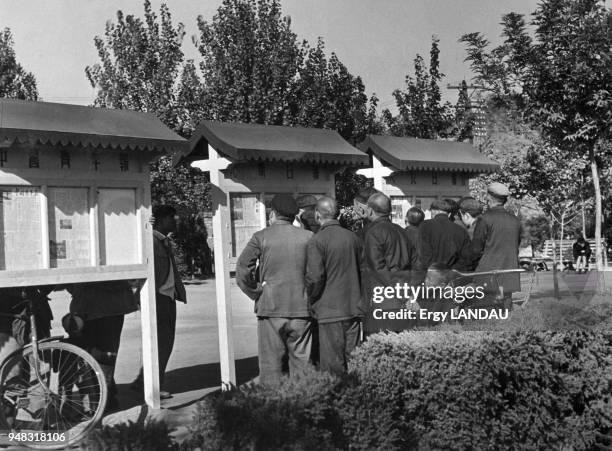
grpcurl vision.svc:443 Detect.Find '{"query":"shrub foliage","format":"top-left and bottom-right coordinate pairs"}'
top-left (185, 331), bottom-right (611, 450)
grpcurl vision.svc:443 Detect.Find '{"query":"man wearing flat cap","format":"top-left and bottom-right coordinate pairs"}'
top-left (458, 197), bottom-right (483, 240)
top-left (236, 194), bottom-right (314, 384)
top-left (352, 186), bottom-right (380, 239)
top-left (295, 194), bottom-right (320, 233)
top-left (470, 183), bottom-right (522, 307)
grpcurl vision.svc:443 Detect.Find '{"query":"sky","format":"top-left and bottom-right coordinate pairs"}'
top-left (0, 0), bottom-right (540, 109)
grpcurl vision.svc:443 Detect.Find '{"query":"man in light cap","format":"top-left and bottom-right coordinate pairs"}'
top-left (470, 182), bottom-right (522, 308)
top-left (236, 194), bottom-right (314, 384)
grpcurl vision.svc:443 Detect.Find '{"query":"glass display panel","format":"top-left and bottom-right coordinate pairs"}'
top-left (0, 187), bottom-right (43, 270)
top-left (98, 188), bottom-right (139, 265)
top-left (47, 187), bottom-right (91, 268)
top-left (230, 193), bottom-right (261, 258)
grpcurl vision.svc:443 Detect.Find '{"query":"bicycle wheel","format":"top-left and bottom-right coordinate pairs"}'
top-left (0, 341), bottom-right (107, 449)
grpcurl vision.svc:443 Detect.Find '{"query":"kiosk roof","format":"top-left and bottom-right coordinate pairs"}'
top-left (0, 99), bottom-right (187, 154)
top-left (180, 120), bottom-right (368, 166)
top-left (359, 134), bottom-right (499, 173)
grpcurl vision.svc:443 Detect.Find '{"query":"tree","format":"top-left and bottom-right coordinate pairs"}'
top-left (383, 37), bottom-right (454, 139)
top-left (194, 0), bottom-right (374, 205)
top-left (461, 1), bottom-right (612, 273)
top-left (0, 28), bottom-right (38, 100)
top-left (194, 0), bottom-right (303, 125)
top-left (86, 1), bottom-right (211, 274)
top-left (85, 0), bottom-right (210, 212)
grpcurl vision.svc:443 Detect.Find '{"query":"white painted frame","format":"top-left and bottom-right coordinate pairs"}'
top-left (0, 166), bottom-right (161, 408)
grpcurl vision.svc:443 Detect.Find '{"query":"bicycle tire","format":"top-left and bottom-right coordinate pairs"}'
top-left (0, 341), bottom-right (108, 449)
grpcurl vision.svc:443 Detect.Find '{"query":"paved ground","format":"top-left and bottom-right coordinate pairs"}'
top-left (46, 278), bottom-right (259, 415)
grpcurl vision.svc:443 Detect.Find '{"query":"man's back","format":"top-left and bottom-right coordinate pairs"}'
top-left (471, 206), bottom-right (522, 292)
top-left (236, 220), bottom-right (313, 317)
top-left (365, 217), bottom-right (416, 272)
top-left (419, 214), bottom-right (471, 270)
top-left (306, 221), bottom-right (365, 322)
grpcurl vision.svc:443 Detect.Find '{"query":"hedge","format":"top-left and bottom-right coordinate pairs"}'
top-left (183, 330), bottom-right (612, 450)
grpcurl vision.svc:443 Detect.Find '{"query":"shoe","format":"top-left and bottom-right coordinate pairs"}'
top-left (160, 391), bottom-right (173, 400)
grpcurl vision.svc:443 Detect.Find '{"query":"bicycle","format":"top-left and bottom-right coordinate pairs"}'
top-left (0, 288), bottom-right (107, 449)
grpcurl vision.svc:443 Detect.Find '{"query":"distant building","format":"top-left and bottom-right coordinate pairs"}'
top-left (357, 135), bottom-right (499, 224)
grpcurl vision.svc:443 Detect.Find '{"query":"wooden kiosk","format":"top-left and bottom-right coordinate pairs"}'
top-left (0, 99), bottom-right (187, 408)
top-left (357, 135), bottom-right (499, 225)
top-left (175, 120), bottom-right (368, 388)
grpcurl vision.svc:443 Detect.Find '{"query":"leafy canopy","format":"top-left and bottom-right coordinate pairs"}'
top-left (0, 28), bottom-right (38, 100)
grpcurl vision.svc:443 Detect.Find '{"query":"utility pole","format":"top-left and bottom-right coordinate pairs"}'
top-left (447, 83), bottom-right (489, 149)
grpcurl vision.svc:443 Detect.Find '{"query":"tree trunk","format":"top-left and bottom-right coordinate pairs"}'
top-left (549, 217), bottom-right (560, 300)
top-left (581, 196), bottom-right (586, 239)
top-left (590, 156), bottom-right (603, 268)
top-left (559, 212), bottom-right (565, 269)
top-left (590, 151), bottom-right (604, 293)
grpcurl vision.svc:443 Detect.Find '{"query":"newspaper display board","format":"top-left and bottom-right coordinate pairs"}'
top-left (0, 187), bottom-right (43, 270)
top-left (47, 187), bottom-right (91, 268)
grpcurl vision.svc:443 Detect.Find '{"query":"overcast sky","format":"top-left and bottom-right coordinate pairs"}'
top-left (1, 0), bottom-right (539, 108)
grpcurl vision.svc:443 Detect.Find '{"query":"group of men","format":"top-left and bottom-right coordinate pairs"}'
top-left (236, 182), bottom-right (522, 383)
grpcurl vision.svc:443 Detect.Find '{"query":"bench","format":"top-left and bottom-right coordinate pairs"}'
top-left (541, 239), bottom-right (608, 269)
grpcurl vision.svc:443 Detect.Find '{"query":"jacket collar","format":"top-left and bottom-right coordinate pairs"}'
top-left (271, 219), bottom-right (292, 225)
top-left (371, 215), bottom-right (391, 225)
top-left (320, 219), bottom-right (340, 230)
top-left (433, 213), bottom-right (450, 221)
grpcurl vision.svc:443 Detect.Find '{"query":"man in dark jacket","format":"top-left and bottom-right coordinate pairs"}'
top-left (471, 183), bottom-right (522, 305)
top-left (305, 197), bottom-right (365, 375)
top-left (573, 236), bottom-right (591, 273)
top-left (236, 194), bottom-right (314, 384)
top-left (363, 193), bottom-right (418, 334)
top-left (419, 199), bottom-right (472, 271)
top-left (132, 204), bottom-right (186, 399)
top-left (404, 207), bottom-right (425, 245)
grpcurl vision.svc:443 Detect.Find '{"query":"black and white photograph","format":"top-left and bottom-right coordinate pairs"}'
top-left (0, 0), bottom-right (610, 449)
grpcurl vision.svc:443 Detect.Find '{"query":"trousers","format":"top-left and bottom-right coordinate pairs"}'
top-left (257, 317), bottom-right (313, 385)
top-left (318, 318), bottom-right (361, 375)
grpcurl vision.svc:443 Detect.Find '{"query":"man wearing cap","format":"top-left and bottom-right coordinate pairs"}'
top-left (305, 197), bottom-right (365, 375)
top-left (295, 194), bottom-right (320, 233)
top-left (362, 192), bottom-right (418, 334)
top-left (458, 197), bottom-right (483, 240)
top-left (471, 183), bottom-right (522, 307)
top-left (419, 199), bottom-right (472, 271)
top-left (236, 194), bottom-right (314, 384)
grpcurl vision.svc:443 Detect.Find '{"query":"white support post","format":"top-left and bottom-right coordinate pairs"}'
top-left (371, 154), bottom-right (385, 191)
top-left (140, 186), bottom-right (160, 408)
top-left (40, 185), bottom-right (50, 269)
top-left (355, 153), bottom-right (392, 191)
top-left (203, 145), bottom-right (236, 390)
